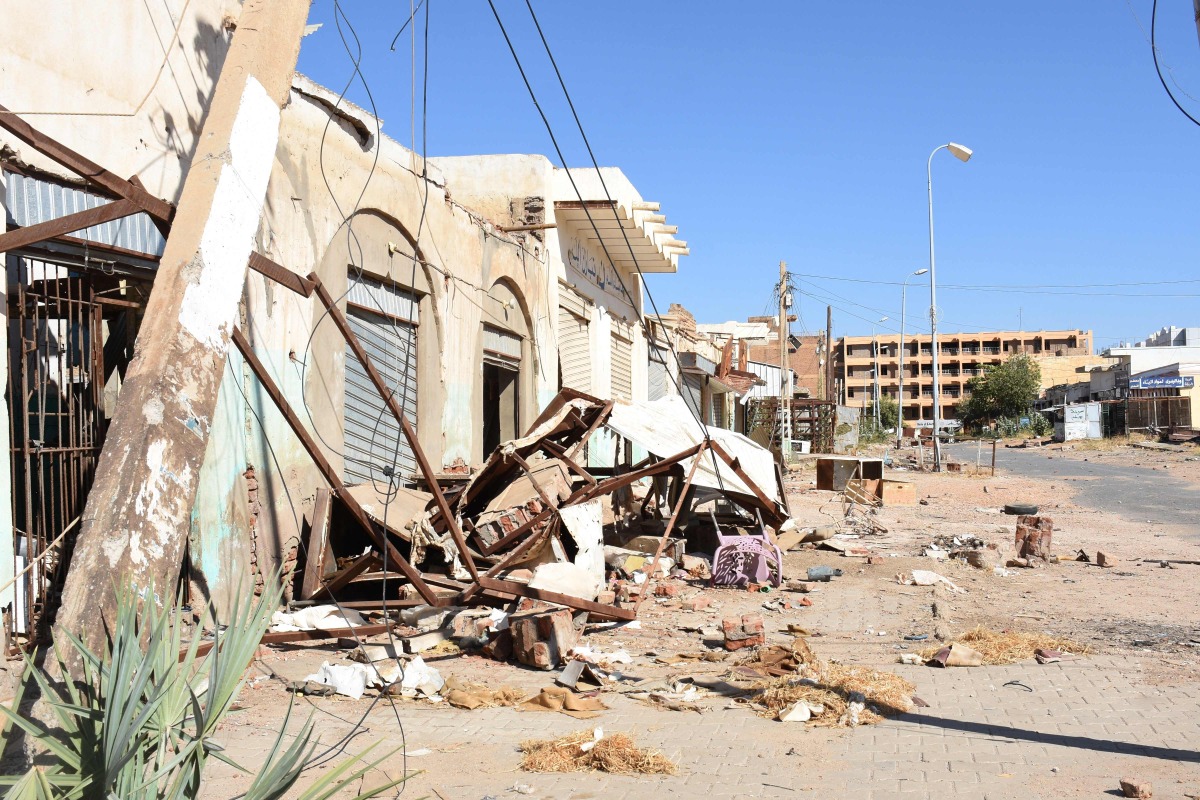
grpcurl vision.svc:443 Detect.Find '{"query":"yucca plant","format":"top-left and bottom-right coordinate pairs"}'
top-left (0, 577), bottom-right (408, 800)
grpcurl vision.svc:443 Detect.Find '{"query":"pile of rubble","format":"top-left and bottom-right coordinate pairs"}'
top-left (288, 388), bottom-right (793, 649)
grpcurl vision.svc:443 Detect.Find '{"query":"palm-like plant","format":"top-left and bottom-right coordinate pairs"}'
top-left (0, 578), bottom-right (407, 800)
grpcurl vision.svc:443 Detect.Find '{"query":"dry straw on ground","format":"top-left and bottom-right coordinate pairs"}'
top-left (920, 626), bottom-right (1091, 665)
top-left (520, 730), bottom-right (678, 775)
top-left (754, 662), bottom-right (915, 726)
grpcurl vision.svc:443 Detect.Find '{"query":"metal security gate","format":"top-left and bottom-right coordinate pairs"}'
top-left (7, 256), bottom-right (148, 639)
top-left (344, 279), bottom-right (419, 486)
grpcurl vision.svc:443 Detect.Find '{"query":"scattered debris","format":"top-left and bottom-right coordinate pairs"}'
top-left (1096, 551), bottom-right (1116, 568)
top-left (1119, 778), bottom-right (1153, 798)
top-left (443, 677), bottom-right (523, 710)
top-left (723, 614), bottom-right (766, 651)
top-left (931, 643), bottom-right (984, 667)
top-left (270, 605), bottom-right (367, 632)
top-left (519, 687), bottom-right (608, 718)
top-left (807, 566), bottom-right (842, 582)
top-left (1014, 515), bottom-right (1053, 562)
top-left (519, 728), bottom-right (677, 775)
top-left (899, 570), bottom-right (965, 594)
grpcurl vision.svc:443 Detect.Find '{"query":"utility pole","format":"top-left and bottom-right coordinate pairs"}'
top-left (55, 0), bottom-right (312, 663)
top-left (873, 328), bottom-right (881, 428)
top-left (778, 260), bottom-right (789, 455)
top-left (825, 305), bottom-right (834, 403)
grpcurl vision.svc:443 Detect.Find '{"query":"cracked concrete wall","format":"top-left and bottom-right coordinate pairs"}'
top-left (0, 0), bottom-right (241, 202)
top-left (190, 76), bottom-right (555, 605)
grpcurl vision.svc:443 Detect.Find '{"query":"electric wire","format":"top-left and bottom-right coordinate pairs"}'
top-left (510, 0), bottom-right (731, 491)
top-left (1151, 0), bottom-right (1200, 128)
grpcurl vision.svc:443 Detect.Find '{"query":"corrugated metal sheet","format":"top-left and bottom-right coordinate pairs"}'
top-left (344, 302), bottom-right (419, 486)
top-left (558, 307), bottom-right (591, 392)
top-left (347, 275), bottom-right (418, 324)
top-left (4, 172), bottom-right (165, 256)
top-left (647, 344), bottom-right (671, 402)
top-left (745, 361), bottom-right (783, 400)
top-left (483, 325), bottom-right (521, 361)
top-left (682, 373), bottom-right (704, 421)
top-left (610, 332), bottom-right (633, 400)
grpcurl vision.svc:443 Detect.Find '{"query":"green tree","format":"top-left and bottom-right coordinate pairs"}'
top-left (868, 396), bottom-right (899, 430)
top-left (958, 353), bottom-right (1042, 428)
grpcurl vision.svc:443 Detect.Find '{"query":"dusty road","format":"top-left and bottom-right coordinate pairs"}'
top-left (947, 440), bottom-right (1200, 535)
top-left (197, 439), bottom-right (1200, 799)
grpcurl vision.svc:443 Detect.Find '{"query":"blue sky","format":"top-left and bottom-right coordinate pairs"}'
top-left (297, 1), bottom-right (1200, 351)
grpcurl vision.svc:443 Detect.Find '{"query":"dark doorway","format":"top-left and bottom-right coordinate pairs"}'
top-left (483, 361), bottom-right (519, 455)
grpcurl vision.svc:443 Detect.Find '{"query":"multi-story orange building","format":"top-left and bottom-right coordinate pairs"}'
top-left (834, 329), bottom-right (1093, 423)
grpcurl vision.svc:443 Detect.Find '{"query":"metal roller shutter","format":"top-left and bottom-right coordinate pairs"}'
top-left (648, 344), bottom-right (670, 401)
top-left (683, 373), bottom-right (704, 421)
top-left (610, 332), bottom-right (633, 400)
top-left (710, 391), bottom-right (727, 429)
top-left (558, 306), bottom-right (591, 392)
top-left (344, 280), bottom-right (419, 486)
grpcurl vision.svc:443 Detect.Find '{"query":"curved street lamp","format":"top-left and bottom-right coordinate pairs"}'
top-left (928, 142), bottom-right (973, 470)
top-left (897, 268), bottom-right (929, 447)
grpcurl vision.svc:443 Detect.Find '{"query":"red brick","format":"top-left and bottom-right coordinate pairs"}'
top-left (596, 590), bottom-right (617, 605)
top-left (796, 597), bottom-right (813, 607)
top-left (682, 596), bottom-right (712, 612)
top-left (655, 583), bottom-right (681, 597)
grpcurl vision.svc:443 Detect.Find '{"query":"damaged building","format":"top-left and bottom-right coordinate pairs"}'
top-left (0, 2), bottom-right (795, 649)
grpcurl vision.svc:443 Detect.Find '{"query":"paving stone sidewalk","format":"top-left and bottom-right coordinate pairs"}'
top-left (336, 653), bottom-right (1199, 800)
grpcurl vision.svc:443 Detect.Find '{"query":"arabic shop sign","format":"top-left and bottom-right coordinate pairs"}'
top-left (566, 236), bottom-right (630, 303)
top-left (1129, 375), bottom-right (1195, 390)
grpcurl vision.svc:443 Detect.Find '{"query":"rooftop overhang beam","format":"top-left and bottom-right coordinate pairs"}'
top-left (554, 199), bottom-right (683, 274)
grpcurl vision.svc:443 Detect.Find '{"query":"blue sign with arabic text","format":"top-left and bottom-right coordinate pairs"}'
top-left (1129, 375), bottom-right (1195, 390)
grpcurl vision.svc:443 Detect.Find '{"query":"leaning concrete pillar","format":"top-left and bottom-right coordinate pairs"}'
top-left (54, 0), bottom-right (311, 660)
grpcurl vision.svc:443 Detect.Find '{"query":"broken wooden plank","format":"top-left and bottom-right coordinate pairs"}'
top-left (300, 488), bottom-right (334, 600)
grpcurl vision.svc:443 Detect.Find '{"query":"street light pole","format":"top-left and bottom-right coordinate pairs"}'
top-left (898, 268), bottom-right (928, 448)
top-left (927, 142), bottom-right (972, 471)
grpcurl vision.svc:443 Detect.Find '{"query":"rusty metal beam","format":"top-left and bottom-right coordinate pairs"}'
top-left (230, 327), bottom-right (439, 606)
top-left (566, 400), bottom-right (613, 461)
top-left (634, 451), bottom-right (704, 613)
top-left (475, 576), bottom-right (634, 621)
top-left (707, 439), bottom-right (786, 527)
top-left (248, 252), bottom-right (316, 297)
top-left (311, 280), bottom-right (479, 582)
top-left (0, 199), bottom-right (140, 252)
top-left (573, 443), bottom-right (702, 504)
top-left (0, 104), bottom-right (174, 224)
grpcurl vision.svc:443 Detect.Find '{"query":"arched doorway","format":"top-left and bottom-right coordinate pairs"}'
top-left (482, 280), bottom-right (531, 455)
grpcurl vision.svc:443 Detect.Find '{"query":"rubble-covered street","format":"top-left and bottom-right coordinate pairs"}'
top-left (193, 439), bottom-right (1200, 799)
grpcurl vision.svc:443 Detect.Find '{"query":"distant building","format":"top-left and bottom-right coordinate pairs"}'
top-left (833, 329), bottom-right (1093, 424)
top-left (697, 316), bottom-right (827, 399)
top-left (1098, 327), bottom-right (1200, 430)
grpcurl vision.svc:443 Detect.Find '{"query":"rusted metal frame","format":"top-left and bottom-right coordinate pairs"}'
top-left (0, 199), bottom-right (141, 253)
top-left (507, 451), bottom-right (560, 512)
top-left (248, 252), bottom-right (316, 298)
top-left (0, 104), bottom-right (174, 224)
top-left (633, 447), bottom-right (706, 613)
top-left (774, 461), bottom-right (794, 519)
top-left (566, 400), bottom-right (613, 461)
top-left (475, 576), bottom-right (635, 621)
top-left (572, 443), bottom-right (703, 505)
top-left (230, 327), bottom-right (440, 606)
top-left (706, 439), bottom-right (786, 527)
top-left (310, 280), bottom-right (479, 583)
top-left (185, 622), bottom-right (395, 661)
top-left (299, 488), bottom-right (334, 600)
top-left (539, 439), bottom-right (597, 487)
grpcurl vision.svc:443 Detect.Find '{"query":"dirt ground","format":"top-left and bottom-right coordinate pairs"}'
top-left (176, 439), bottom-right (1200, 795)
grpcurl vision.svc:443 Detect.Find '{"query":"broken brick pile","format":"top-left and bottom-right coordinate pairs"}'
top-left (722, 614), bottom-right (765, 651)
